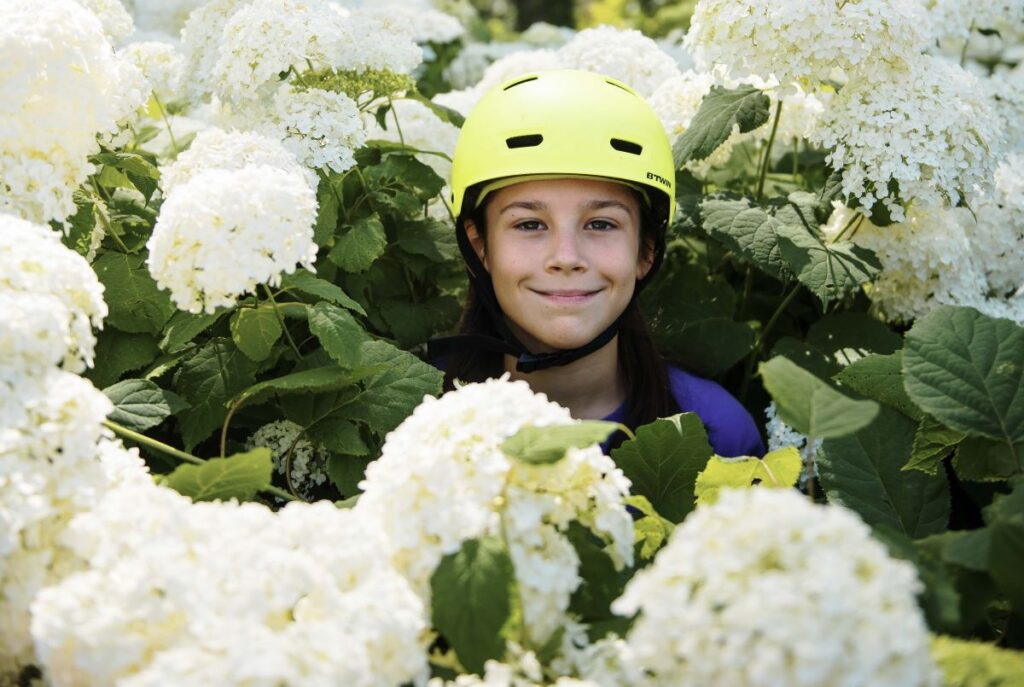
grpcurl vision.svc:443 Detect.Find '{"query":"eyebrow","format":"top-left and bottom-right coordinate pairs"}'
top-left (498, 199), bottom-right (635, 216)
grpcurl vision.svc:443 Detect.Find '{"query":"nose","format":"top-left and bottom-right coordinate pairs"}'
top-left (544, 224), bottom-right (587, 273)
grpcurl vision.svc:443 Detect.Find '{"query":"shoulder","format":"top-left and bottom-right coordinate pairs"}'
top-left (666, 365), bottom-right (765, 458)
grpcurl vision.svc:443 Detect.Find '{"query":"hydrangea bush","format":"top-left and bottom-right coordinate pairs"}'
top-left (1, 0), bottom-right (1023, 684)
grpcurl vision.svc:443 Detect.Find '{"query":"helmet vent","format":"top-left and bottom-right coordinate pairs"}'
top-left (605, 80), bottom-right (635, 94)
top-left (503, 75), bottom-right (538, 90)
top-left (610, 138), bottom-right (643, 155)
top-left (506, 134), bottom-right (544, 149)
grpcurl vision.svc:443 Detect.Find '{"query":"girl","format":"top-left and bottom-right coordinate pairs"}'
top-left (429, 69), bottom-right (763, 457)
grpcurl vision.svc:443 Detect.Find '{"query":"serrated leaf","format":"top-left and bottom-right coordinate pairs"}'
top-left (103, 378), bottom-right (188, 431)
top-left (230, 365), bottom-right (381, 411)
top-left (627, 495), bottom-right (675, 562)
top-left (818, 407), bottom-right (950, 538)
top-left (610, 413), bottom-right (713, 523)
top-left (173, 339), bottom-right (259, 450)
top-left (329, 214), bottom-right (387, 272)
top-left (673, 86), bottom-right (770, 164)
top-left (699, 196), bottom-right (790, 280)
top-left (406, 89), bottom-right (465, 128)
top-left (93, 252), bottom-right (175, 334)
top-left (431, 536), bottom-right (515, 674)
top-left (760, 356), bottom-right (879, 439)
top-left (159, 310), bottom-right (225, 352)
top-left (307, 417), bottom-right (369, 456)
top-left (807, 312), bottom-right (901, 367)
top-left (834, 352), bottom-right (923, 421)
top-left (326, 454), bottom-right (372, 497)
top-left (307, 302), bottom-right (366, 367)
top-left (990, 520), bottom-right (1024, 613)
top-left (163, 448), bottom-right (272, 502)
top-left (230, 307), bottom-right (282, 362)
top-left (776, 223), bottom-right (881, 308)
top-left (86, 329), bottom-right (160, 389)
top-left (315, 177), bottom-right (340, 246)
top-left (279, 269), bottom-right (366, 315)
top-left (501, 421), bottom-right (619, 465)
top-left (566, 523), bottom-right (630, 624)
top-left (904, 415), bottom-right (965, 475)
top-left (953, 437), bottom-right (1023, 482)
top-left (694, 447), bottom-right (802, 505)
top-left (903, 306), bottom-right (1024, 448)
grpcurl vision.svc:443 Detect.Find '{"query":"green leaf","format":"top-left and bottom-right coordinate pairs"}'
top-left (834, 352), bottom-right (923, 421)
top-left (699, 196), bottom-right (790, 281)
top-left (760, 356), bottom-right (879, 439)
top-left (934, 529), bottom-right (992, 572)
top-left (694, 447), bottom-right (802, 505)
top-left (230, 307), bottom-right (282, 362)
top-left (328, 214), bottom-right (387, 273)
top-left (626, 495), bottom-right (675, 562)
top-left (989, 520), bottom-right (1024, 613)
top-left (93, 252), bottom-right (175, 334)
top-left (818, 406), bottom-right (950, 538)
top-left (874, 527), bottom-right (962, 633)
top-left (806, 312), bottom-right (902, 367)
top-left (771, 337), bottom-right (841, 380)
top-left (326, 454), bottom-right (372, 497)
top-left (431, 536), bottom-right (515, 674)
top-left (953, 437), bottom-right (1023, 482)
top-left (279, 269), bottom-right (366, 316)
top-left (92, 151), bottom-right (160, 180)
top-left (567, 523), bottom-right (630, 623)
top-left (173, 339), bottom-right (259, 450)
top-left (230, 365), bottom-right (381, 411)
top-left (163, 448), bottom-right (273, 502)
top-left (903, 306), bottom-right (1024, 446)
top-left (501, 421), bottom-right (620, 465)
top-left (309, 417), bottom-right (369, 456)
top-left (394, 218), bottom-right (459, 263)
top-left (103, 378), bottom-right (188, 431)
top-left (159, 310), bottom-right (225, 352)
top-left (673, 86), bottom-right (770, 165)
top-left (85, 329), bottom-right (160, 389)
top-left (930, 635), bottom-right (1024, 687)
top-left (406, 89), bottom-right (465, 128)
top-left (904, 415), bottom-right (966, 475)
top-left (775, 223), bottom-right (881, 308)
top-left (379, 295), bottom-right (461, 348)
top-left (610, 413), bottom-right (713, 523)
top-left (307, 302), bottom-right (366, 367)
top-left (314, 176), bottom-right (340, 246)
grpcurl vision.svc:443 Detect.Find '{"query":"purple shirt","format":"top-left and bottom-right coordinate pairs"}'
top-left (603, 366), bottom-right (765, 457)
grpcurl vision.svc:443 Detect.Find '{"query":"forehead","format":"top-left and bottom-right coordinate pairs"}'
top-left (490, 177), bottom-right (639, 211)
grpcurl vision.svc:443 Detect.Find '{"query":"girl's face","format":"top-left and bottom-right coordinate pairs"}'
top-left (465, 177), bottom-right (652, 353)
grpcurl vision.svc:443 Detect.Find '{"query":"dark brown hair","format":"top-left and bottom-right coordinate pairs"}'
top-left (441, 184), bottom-right (678, 436)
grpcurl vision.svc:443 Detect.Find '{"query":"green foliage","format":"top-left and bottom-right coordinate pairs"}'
top-left (775, 220), bottom-right (880, 308)
top-left (501, 421), bottom-right (620, 465)
top-left (818, 407), bottom-right (950, 538)
top-left (431, 536), bottom-right (515, 674)
top-left (905, 415), bottom-right (966, 476)
top-left (85, 329), bottom-right (160, 389)
top-left (699, 196), bottom-right (791, 280)
top-left (694, 447), bottom-right (801, 505)
top-left (307, 302), bottom-right (367, 367)
top-left (328, 214), bottom-right (388, 273)
top-left (673, 86), bottom-right (771, 166)
top-left (566, 523), bottom-right (631, 636)
top-left (230, 307), bottom-right (282, 362)
top-left (92, 252), bottom-right (175, 334)
top-left (163, 448), bottom-right (273, 503)
top-left (760, 355), bottom-right (879, 439)
top-left (834, 352), bottom-right (923, 421)
top-left (103, 378), bottom-right (188, 432)
top-left (610, 413), bottom-right (712, 523)
top-left (931, 635), bottom-right (1024, 687)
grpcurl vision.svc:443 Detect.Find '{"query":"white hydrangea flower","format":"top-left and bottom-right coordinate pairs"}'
top-left (355, 377), bottom-right (634, 647)
top-left (520, 21), bottom-right (575, 47)
top-left (432, 87), bottom-right (481, 116)
top-left (474, 48), bottom-right (565, 93)
top-left (333, 8), bottom-right (424, 74)
top-left (146, 164), bottom-right (318, 314)
top-left (0, 215), bottom-right (107, 373)
top-left (428, 650), bottom-right (600, 687)
top-left (364, 97), bottom-right (459, 180)
top-left (123, 0), bottom-right (208, 37)
top-left (32, 484), bottom-right (427, 687)
top-left (160, 127), bottom-right (314, 193)
top-left (75, 0), bottom-right (135, 42)
top-left (120, 40), bottom-right (184, 101)
top-left (984, 71), bottom-right (1024, 153)
top-left (210, 0), bottom-right (351, 105)
top-left (179, 0), bottom-right (252, 101)
top-left (246, 420), bottom-right (329, 501)
top-left (355, 5), bottom-right (464, 44)
top-left (812, 56), bottom-right (1005, 223)
top-left (921, 0), bottom-right (1024, 44)
top-left (263, 85), bottom-right (367, 173)
top-left (0, 0), bottom-right (147, 224)
top-left (0, 367), bottom-right (150, 673)
top-left (613, 488), bottom-right (941, 687)
top-left (685, 0), bottom-right (930, 88)
top-left (443, 41), bottom-right (533, 90)
top-left (558, 26), bottom-right (681, 97)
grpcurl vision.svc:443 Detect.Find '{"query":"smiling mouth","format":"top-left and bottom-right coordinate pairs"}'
top-left (531, 288), bottom-right (603, 303)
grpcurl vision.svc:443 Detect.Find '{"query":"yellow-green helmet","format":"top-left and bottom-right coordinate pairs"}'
top-left (449, 68), bottom-right (676, 228)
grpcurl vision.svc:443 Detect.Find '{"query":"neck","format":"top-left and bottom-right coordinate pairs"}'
top-left (504, 336), bottom-right (625, 420)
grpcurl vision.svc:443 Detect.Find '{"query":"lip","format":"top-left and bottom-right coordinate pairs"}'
top-left (530, 288), bottom-right (603, 304)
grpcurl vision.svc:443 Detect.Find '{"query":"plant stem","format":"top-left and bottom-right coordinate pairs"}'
top-left (152, 92), bottom-right (178, 154)
top-left (803, 435), bottom-right (817, 499)
top-left (388, 96), bottom-right (406, 147)
top-left (739, 283), bottom-right (801, 402)
top-left (89, 179), bottom-right (130, 253)
top-left (263, 285), bottom-right (303, 359)
top-left (756, 100), bottom-right (784, 201)
top-left (104, 419), bottom-right (205, 465)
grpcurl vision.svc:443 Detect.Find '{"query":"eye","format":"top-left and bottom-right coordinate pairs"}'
top-left (587, 219), bottom-right (618, 231)
top-left (514, 220), bottom-right (544, 232)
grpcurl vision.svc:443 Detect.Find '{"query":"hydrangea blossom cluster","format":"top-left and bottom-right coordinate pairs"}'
top-left (443, 42), bottom-right (539, 90)
top-left (811, 56), bottom-right (1004, 222)
top-left (0, 0), bottom-right (146, 224)
top-left (120, 40), bottom-right (184, 101)
top-left (75, 0), bottom-right (135, 42)
top-left (473, 49), bottom-right (565, 94)
top-left (428, 651), bottom-right (598, 687)
top-left (559, 26), bottom-right (681, 98)
top-left (31, 483), bottom-right (428, 687)
top-left (0, 216), bottom-right (107, 373)
top-left (123, 0), bottom-right (207, 38)
top-left (921, 0), bottom-right (1024, 44)
top-left (263, 85), bottom-right (367, 173)
top-left (355, 377), bottom-right (634, 647)
top-left (613, 488), bottom-right (940, 687)
top-left (147, 164), bottom-right (318, 313)
top-left (246, 420), bottom-right (329, 501)
top-left (685, 0), bottom-right (930, 88)
top-left (354, 5), bottom-right (464, 44)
